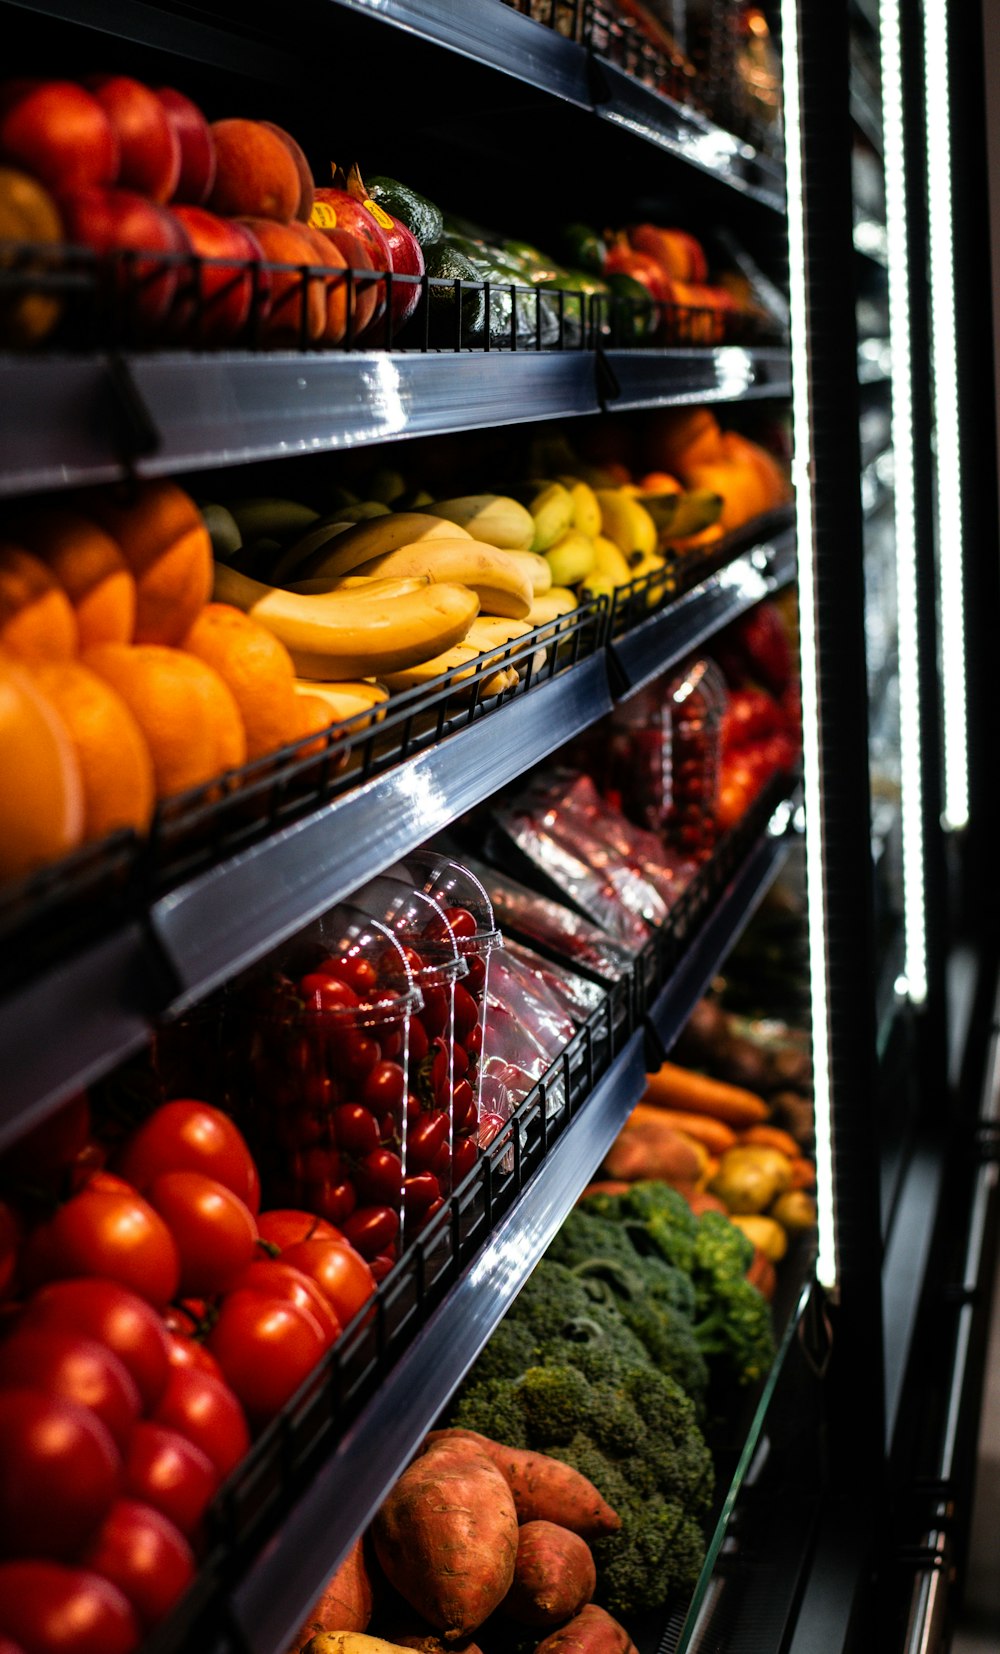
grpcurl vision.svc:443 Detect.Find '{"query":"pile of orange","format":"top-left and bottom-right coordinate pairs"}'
top-left (641, 408), bottom-right (793, 537)
top-left (0, 478), bottom-right (339, 887)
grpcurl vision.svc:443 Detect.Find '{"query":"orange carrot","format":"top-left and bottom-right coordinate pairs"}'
top-left (740, 1124), bottom-right (799, 1159)
top-left (642, 1061), bottom-right (769, 1127)
top-left (646, 1109), bottom-right (737, 1155)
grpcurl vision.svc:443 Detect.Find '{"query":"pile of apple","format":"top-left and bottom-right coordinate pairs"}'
top-left (0, 75), bottom-right (424, 348)
top-left (0, 1090), bottom-right (376, 1650)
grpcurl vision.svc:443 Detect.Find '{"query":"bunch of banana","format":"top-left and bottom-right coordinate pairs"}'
top-left (293, 679), bottom-right (389, 728)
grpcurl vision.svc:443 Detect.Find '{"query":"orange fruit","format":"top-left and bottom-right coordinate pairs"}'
top-left (84, 643), bottom-right (247, 801)
top-left (0, 543), bottom-right (78, 661)
top-left (0, 650), bottom-right (84, 881)
top-left (81, 479), bottom-right (212, 646)
top-left (643, 408), bottom-right (724, 479)
top-left (10, 506), bottom-right (136, 647)
top-left (683, 461), bottom-right (764, 533)
top-left (638, 471), bottom-right (682, 496)
top-left (182, 603), bottom-right (299, 761)
top-left (29, 659), bottom-right (155, 841)
top-left (290, 690), bottom-right (342, 759)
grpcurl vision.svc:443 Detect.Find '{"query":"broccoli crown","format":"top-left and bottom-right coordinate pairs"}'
top-left (614, 1297), bottom-right (709, 1408)
top-left (694, 1270), bottom-right (776, 1388)
top-left (468, 1316), bottom-right (541, 1384)
top-left (449, 1375), bottom-right (530, 1449)
top-left (692, 1208), bottom-right (756, 1278)
top-left (546, 1208), bottom-right (649, 1277)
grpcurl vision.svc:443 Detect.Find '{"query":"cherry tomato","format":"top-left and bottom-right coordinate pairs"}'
top-left (361, 1063), bottom-right (405, 1113)
top-left (152, 1368), bottom-right (250, 1480)
top-left (428, 1039), bottom-right (450, 1098)
top-left (124, 1423), bottom-right (218, 1542)
top-left (354, 1148), bottom-right (403, 1205)
top-left (407, 1017), bottom-right (429, 1063)
top-left (453, 984), bottom-right (479, 1040)
top-left (335, 1030), bottom-right (380, 1079)
top-left (451, 1042), bottom-right (469, 1079)
top-left (0, 1389), bottom-right (121, 1559)
top-left (114, 1101), bottom-right (261, 1215)
top-left (256, 1210), bottom-right (342, 1250)
top-left (294, 1146), bottom-right (343, 1187)
top-left (301, 1073), bottom-right (341, 1111)
top-left (0, 1562), bottom-right (139, 1654)
top-left (452, 1136), bottom-right (479, 1184)
top-left (231, 1259), bottom-right (341, 1347)
top-left (316, 952), bottom-right (379, 997)
top-left (451, 1079), bottom-right (476, 1130)
top-left (419, 987), bottom-right (448, 1036)
top-left (208, 1290), bottom-right (328, 1425)
top-left (398, 945), bottom-right (426, 975)
top-left (145, 1172), bottom-right (258, 1298)
top-left (443, 905), bottom-right (478, 938)
top-left (312, 1179), bottom-right (358, 1224)
top-left (368, 1250), bottom-right (397, 1283)
top-left (299, 974), bottom-right (359, 1012)
top-left (420, 1196), bottom-right (446, 1227)
top-left (327, 1102), bottom-right (376, 1157)
top-left (0, 1092), bottom-right (91, 1190)
top-left (403, 1172), bottom-right (441, 1214)
top-left (464, 954), bottom-right (487, 993)
top-left (166, 1333), bottom-right (224, 1382)
top-left (0, 1327), bottom-right (140, 1451)
top-left (279, 1237), bottom-right (376, 1326)
top-left (17, 1278), bottom-right (171, 1412)
top-left (20, 1186), bottom-right (180, 1309)
top-left (339, 1205), bottom-right (400, 1261)
top-left (465, 1023), bottom-right (483, 1058)
top-left (407, 1111), bottom-right (449, 1170)
top-left (81, 1499), bottom-right (194, 1629)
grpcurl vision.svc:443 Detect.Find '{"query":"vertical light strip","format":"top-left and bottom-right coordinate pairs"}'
top-left (925, 0), bottom-right (969, 831)
top-left (880, 0), bottom-right (929, 1006)
top-left (780, 0), bottom-right (837, 1290)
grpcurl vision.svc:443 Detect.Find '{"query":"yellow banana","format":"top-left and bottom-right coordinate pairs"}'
top-left (351, 540), bottom-right (532, 620)
top-left (525, 587), bottom-right (578, 632)
top-left (287, 575), bottom-right (431, 597)
top-left (578, 572), bottom-right (617, 603)
top-left (212, 562), bottom-right (479, 679)
top-left (282, 512), bottom-right (472, 583)
top-left (520, 481), bottom-right (574, 553)
top-left (591, 534), bottom-right (634, 585)
top-left (419, 495), bottom-right (535, 551)
top-left (293, 679), bottom-right (389, 725)
top-left (505, 548), bottom-right (552, 596)
top-left (544, 528), bottom-right (597, 588)
top-left (466, 616), bottom-right (534, 647)
top-left (381, 645), bottom-right (515, 699)
top-left (555, 476), bottom-right (602, 538)
top-left (596, 490), bottom-right (658, 562)
top-left (627, 549), bottom-right (672, 609)
top-left (665, 487), bottom-right (724, 540)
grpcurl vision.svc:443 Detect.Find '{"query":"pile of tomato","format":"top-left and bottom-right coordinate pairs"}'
top-left (0, 1093), bottom-right (375, 1653)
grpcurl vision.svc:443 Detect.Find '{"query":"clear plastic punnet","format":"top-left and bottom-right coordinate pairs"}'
top-left (241, 903), bottom-right (422, 1277)
top-left (666, 656), bottom-right (728, 860)
top-left (352, 873), bottom-right (468, 1213)
top-left (385, 851), bottom-right (502, 1158)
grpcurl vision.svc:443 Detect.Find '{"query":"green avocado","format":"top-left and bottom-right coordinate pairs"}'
top-left (424, 240), bottom-right (488, 344)
top-left (364, 176), bottom-right (444, 249)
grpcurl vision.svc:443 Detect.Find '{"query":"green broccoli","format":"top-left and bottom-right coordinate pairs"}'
top-left (469, 1316), bottom-right (541, 1383)
top-left (546, 1207), bottom-right (650, 1276)
top-left (689, 1209), bottom-right (775, 1388)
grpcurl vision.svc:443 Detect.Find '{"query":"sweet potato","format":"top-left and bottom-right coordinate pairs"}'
top-left (372, 1441), bottom-right (519, 1641)
top-left (423, 1432), bottom-right (620, 1539)
top-left (642, 1060), bottom-right (769, 1127)
top-left (304, 1637), bottom-right (418, 1654)
top-left (746, 1248), bottom-right (777, 1301)
top-left (602, 1118), bottom-right (704, 1184)
top-left (532, 1603), bottom-right (638, 1654)
top-left (739, 1123), bottom-right (799, 1159)
top-left (290, 1539), bottom-right (374, 1650)
top-left (643, 1108), bottom-right (737, 1155)
top-left (788, 1156), bottom-right (816, 1190)
top-left (501, 1521), bottom-right (596, 1627)
top-left (684, 1188), bottom-right (727, 1216)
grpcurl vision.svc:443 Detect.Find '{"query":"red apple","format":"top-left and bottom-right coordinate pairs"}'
top-left (167, 204), bottom-right (269, 344)
top-left (155, 88), bottom-right (216, 206)
top-left (57, 186), bottom-right (188, 332)
top-left (0, 79), bottom-right (119, 192)
top-left (312, 225), bottom-right (382, 340)
top-left (85, 75), bottom-right (180, 204)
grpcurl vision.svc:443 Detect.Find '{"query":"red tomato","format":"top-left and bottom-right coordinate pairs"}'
top-left (0, 1562), bottom-right (139, 1653)
top-left (452, 1135), bottom-right (479, 1184)
top-left (81, 1499), bottom-right (194, 1629)
top-left (207, 1290), bottom-right (328, 1425)
top-left (354, 1148), bottom-right (403, 1205)
top-left (453, 984), bottom-right (479, 1041)
top-left (0, 1388), bottom-right (121, 1559)
top-left (316, 952), bottom-right (380, 997)
top-left (339, 1205), bottom-right (400, 1261)
top-left (418, 986), bottom-right (448, 1036)
top-left (403, 1172), bottom-right (441, 1214)
top-left (311, 1181), bottom-right (357, 1224)
top-left (0, 1327), bottom-right (140, 1450)
top-left (360, 1063), bottom-right (405, 1113)
top-left (451, 1079), bottom-right (475, 1130)
top-left (124, 1422), bottom-right (218, 1542)
top-left (230, 1259), bottom-right (341, 1347)
top-left (255, 1209), bottom-right (341, 1250)
top-left (17, 1278), bottom-right (171, 1412)
top-left (279, 1237), bottom-right (376, 1326)
top-left (0, 1202), bottom-right (20, 1302)
top-left (407, 1017), bottom-right (429, 1063)
top-left (407, 1111), bottom-right (449, 1170)
top-left (0, 1093), bottom-right (91, 1188)
top-left (299, 974), bottom-right (359, 1011)
top-left (464, 954), bottom-right (487, 993)
top-left (166, 1333), bottom-right (224, 1382)
top-left (152, 1368), bottom-right (250, 1480)
top-left (114, 1101), bottom-right (261, 1215)
top-left (443, 905), bottom-right (478, 939)
top-left (20, 1187), bottom-right (180, 1309)
top-left (145, 1172), bottom-right (257, 1298)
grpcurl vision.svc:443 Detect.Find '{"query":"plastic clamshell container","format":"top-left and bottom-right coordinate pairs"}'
top-left (667, 656), bottom-right (728, 861)
top-left (241, 903), bottom-right (422, 1274)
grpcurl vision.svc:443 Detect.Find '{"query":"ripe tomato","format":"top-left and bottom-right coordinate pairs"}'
top-left (255, 1209), bottom-right (342, 1250)
top-left (166, 1332), bottom-right (224, 1382)
top-left (330, 1101), bottom-right (380, 1156)
top-left (299, 973), bottom-right (359, 1011)
top-left (114, 1101), bottom-right (261, 1215)
top-left (354, 1147), bottom-right (403, 1205)
top-left (279, 1237), bottom-right (376, 1326)
top-left (407, 1017), bottom-right (428, 1063)
top-left (316, 952), bottom-right (379, 997)
top-left (0, 1388), bottom-right (121, 1559)
top-left (145, 1171), bottom-right (258, 1298)
top-left (17, 1278), bottom-right (171, 1412)
top-left (0, 1327), bottom-right (140, 1451)
top-left (0, 1092), bottom-right (91, 1189)
top-left (81, 1499), bottom-right (194, 1629)
top-left (152, 1368), bottom-right (250, 1480)
top-left (207, 1290), bottom-right (328, 1426)
top-left (453, 983), bottom-right (479, 1040)
top-left (443, 905), bottom-right (478, 939)
top-left (339, 1204), bottom-right (399, 1261)
top-left (20, 1186), bottom-right (180, 1309)
top-left (0, 1562), bottom-right (139, 1653)
top-left (311, 1181), bottom-right (357, 1224)
top-left (407, 1110), bottom-right (449, 1170)
top-left (0, 1202), bottom-right (20, 1302)
top-left (361, 1063), bottom-right (405, 1114)
top-left (403, 1172), bottom-right (441, 1214)
top-left (230, 1259), bottom-right (341, 1347)
top-left (124, 1422), bottom-right (218, 1542)
top-left (464, 954), bottom-right (487, 993)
